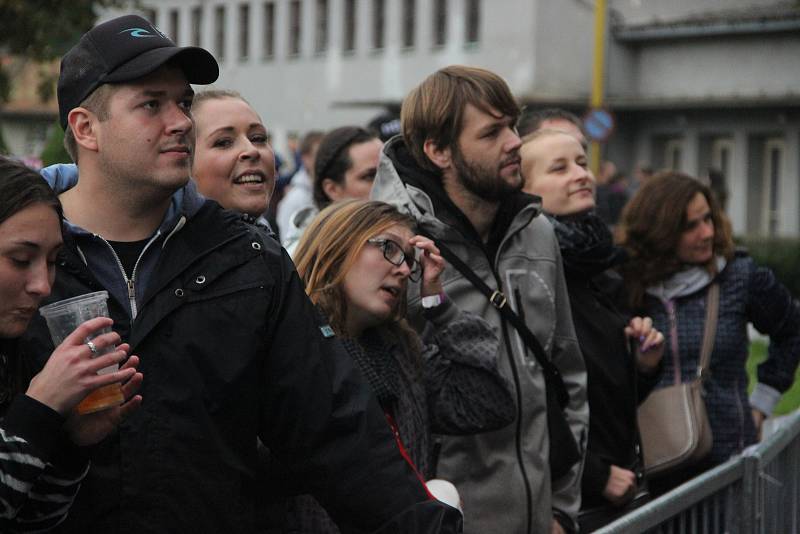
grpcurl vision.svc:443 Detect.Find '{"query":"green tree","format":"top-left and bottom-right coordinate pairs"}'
top-left (0, 1), bottom-right (128, 161)
top-left (40, 122), bottom-right (71, 165)
top-left (0, 1), bottom-right (127, 103)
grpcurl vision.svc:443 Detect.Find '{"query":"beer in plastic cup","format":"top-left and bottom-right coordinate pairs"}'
top-left (39, 291), bottom-right (125, 414)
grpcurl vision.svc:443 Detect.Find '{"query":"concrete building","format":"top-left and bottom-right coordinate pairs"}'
top-left (99, 0), bottom-right (800, 237)
top-left (605, 1), bottom-right (800, 237)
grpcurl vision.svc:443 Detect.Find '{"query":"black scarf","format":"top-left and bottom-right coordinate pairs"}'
top-left (339, 330), bottom-right (401, 407)
top-left (548, 213), bottom-right (626, 277)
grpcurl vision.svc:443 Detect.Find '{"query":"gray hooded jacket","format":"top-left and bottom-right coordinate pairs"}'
top-left (371, 137), bottom-right (588, 534)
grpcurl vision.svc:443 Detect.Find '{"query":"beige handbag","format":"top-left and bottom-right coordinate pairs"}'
top-left (637, 282), bottom-right (719, 477)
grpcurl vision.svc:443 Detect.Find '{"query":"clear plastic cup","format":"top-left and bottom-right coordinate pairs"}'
top-left (39, 291), bottom-right (124, 414)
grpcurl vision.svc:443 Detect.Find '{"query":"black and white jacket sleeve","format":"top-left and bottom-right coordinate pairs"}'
top-left (0, 394), bottom-right (89, 532)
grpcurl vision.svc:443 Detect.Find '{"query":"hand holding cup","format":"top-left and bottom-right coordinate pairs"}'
top-left (26, 317), bottom-right (135, 415)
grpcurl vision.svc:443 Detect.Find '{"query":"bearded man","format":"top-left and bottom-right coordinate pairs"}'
top-left (371, 65), bottom-right (588, 534)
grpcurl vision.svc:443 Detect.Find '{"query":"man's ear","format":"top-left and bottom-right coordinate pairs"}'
top-left (423, 139), bottom-right (451, 171)
top-left (321, 178), bottom-right (343, 202)
top-left (68, 107), bottom-right (100, 153)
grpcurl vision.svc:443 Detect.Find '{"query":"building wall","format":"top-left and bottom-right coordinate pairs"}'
top-left (528, 0), bottom-right (595, 98)
top-left (609, 0), bottom-right (782, 26)
top-left (616, 108), bottom-right (800, 237)
top-left (97, 0), bottom-right (800, 236)
top-left (106, 1), bottom-right (542, 150)
top-left (634, 34), bottom-right (800, 99)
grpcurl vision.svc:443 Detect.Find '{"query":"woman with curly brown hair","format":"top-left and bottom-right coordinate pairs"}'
top-left (618, 171), bottom-right (800, 488)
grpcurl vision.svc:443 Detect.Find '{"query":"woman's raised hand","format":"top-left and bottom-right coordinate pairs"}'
top-left (624, 316), bottom-right (665, 374)
top-left (409, 235), bottom-right (445, 297)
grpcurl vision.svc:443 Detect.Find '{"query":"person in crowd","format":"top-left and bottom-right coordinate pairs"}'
top-left (618, 172), bottom-right (800, 490)
top-left (276, 130), bottom-right (324, 240)
top-left (24, 15), bottom-right (462, 533)
top-left (517, 107), bottom-right (588, 148)
top-left (0, 156), bottom-right (142, 531)
top-left (284, 126), bottom-right (382, 256)
top-left (290, 199), bottom-right (516, 532)
top-left (191, 89), bottom-right (276, 226)
top-left (367, 111), bottom-right (402, 142)
top-left (313, 126), bottom-right (383, 210)
top-left (520, 129), bottom-right (665, 530)
top-left (371, 65), bottom-right (589, 534)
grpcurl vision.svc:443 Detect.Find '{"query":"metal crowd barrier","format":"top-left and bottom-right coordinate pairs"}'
top-left (594, 411), bottom-right (800, 534)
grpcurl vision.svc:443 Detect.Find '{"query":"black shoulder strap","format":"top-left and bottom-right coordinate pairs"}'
top-left (427, 236), bottom-right (570, 409)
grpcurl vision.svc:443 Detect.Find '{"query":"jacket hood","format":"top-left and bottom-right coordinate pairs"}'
top-left (376, 136), bottom-right (542, 251)
top-left (39, 163), bottom-right (206, 236)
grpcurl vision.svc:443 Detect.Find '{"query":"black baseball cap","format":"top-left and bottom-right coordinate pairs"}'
top-left (58, 14), bottom-right (219, 129)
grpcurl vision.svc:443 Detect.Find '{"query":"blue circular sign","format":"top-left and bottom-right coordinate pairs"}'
top-left (584, 108), bottom-right (615, 142)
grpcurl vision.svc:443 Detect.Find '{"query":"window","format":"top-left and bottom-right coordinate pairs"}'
top-left (343, 0), bottom-right (356, 52)
top-left (24, 122), bottom-right (48, 157)
top-left (142, 8), bottom-right (157, 26)
top-left (239, 3), bottom-right (250, 60)
top-left (710, 138), bottom-right (733, 178)
top-left (169, 9), bottom-right (179, 43)
top-left (761, 138), bottom-right (784, 236)
top-left (263, 1), bottom-right (276, 58)
top-left (191, 7), bottom-right (203, 47)
top-left (433, 0), bottom-right (447, 47)
top-left (402, 0), bottom-right (415, 48)
top-left (664, 138), bottom-right (684, 171)
top-left (372, 0), bottom-right (385, 49)
top-left (215, 5), bottom-right (226, 60)
top-left (466, 0), bottom-right (480, 44)
top-left (315, 0), bottom-right (328, 53)
top-left (289, 0), bottom-right (302, 56)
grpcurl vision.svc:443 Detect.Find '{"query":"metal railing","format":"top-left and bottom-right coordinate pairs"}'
top-left (594, 411), bottom-right (800, 534)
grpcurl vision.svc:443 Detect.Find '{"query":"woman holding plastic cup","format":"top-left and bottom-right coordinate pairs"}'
top-left (0, 157), bottom-right (142, 531)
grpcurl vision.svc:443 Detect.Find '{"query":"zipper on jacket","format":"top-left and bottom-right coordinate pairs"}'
top-left (95, 231), bottom-right (162, 320)
top-left (494, 276), bottom-right (532, 534)
top-left (499, 319), bottom-right (533, 534)
top-left (488, 215), bottom-right (539, 534)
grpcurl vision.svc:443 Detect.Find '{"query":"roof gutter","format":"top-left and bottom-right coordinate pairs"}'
top-left (615, 18), bottom-right (800, 42)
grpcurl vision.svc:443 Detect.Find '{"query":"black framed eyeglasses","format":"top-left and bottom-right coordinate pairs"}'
top-left (367, 238), bottom-right (422, 282)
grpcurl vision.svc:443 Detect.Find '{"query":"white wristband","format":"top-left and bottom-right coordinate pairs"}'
top-left (421, 293), bottom-right (444, 309)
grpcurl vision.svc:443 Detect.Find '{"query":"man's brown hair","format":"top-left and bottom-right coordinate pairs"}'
top-left (401, 65), bottom-right (520, 172)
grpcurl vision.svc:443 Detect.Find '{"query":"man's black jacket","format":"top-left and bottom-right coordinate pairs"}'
top-left (21, 199), bottom-right (460, 534)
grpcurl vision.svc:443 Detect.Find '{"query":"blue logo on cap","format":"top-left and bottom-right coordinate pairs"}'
top-left (119, 27), bottom-right (156, 38)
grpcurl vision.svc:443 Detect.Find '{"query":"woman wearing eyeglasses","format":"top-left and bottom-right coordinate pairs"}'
top-left (290, 199), bottom-right (515, 532)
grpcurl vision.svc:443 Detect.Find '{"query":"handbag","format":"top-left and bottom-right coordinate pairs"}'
top-left (637, 282), bottom-right (719, 477)
top-left (424, 237), bottom-right (581, 482)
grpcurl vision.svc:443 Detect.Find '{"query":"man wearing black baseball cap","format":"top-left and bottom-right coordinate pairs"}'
top-left (23, 14), bottom-right (462, 534)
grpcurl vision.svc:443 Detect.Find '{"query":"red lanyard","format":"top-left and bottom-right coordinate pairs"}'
top-left (384, 409), bottom-right (435, 500)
